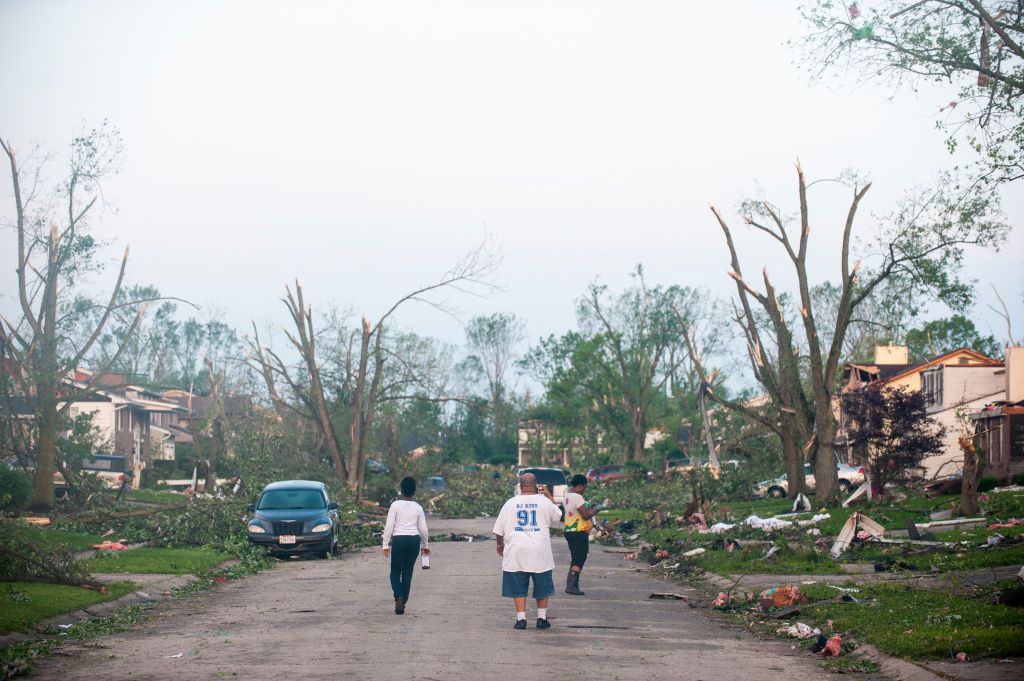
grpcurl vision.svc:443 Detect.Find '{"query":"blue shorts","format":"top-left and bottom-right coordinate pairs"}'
top-left (502, 570), bottom-right (554, 599)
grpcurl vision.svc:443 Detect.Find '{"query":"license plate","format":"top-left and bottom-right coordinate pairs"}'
top-left (279, 535), bottom-right (296, 545)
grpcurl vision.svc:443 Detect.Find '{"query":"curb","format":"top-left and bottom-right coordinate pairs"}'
top-left (850, 645), bottom-right (949, 681)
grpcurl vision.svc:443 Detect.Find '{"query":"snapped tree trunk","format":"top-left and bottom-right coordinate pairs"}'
top-left (959, 434), bottom-right (982, 516)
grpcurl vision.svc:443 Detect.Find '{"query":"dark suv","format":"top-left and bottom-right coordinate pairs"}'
top-left (247, 480), bottom-right (340, 558)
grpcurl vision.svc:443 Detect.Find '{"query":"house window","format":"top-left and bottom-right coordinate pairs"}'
top-left (922, 370), bottom-right (942, 408)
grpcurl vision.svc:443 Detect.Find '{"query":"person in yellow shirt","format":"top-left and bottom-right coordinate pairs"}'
top-left (563, 474), bottom-right (604, 595)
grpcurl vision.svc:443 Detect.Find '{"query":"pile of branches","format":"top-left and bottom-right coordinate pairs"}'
top-left (428, 473), bottom-right (508, 517)
top-left (59, 499), bottom-right (252, 554)
top-left (0, 522), bottom-right (100, 588)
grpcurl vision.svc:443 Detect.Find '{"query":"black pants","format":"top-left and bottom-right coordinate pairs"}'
top-left (565, 531), bottom-right (589, 569)
top-left (389, 535), bottom-right (420, 602)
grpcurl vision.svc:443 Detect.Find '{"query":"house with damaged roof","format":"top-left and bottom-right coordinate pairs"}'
top-left (838, 345), bottom-right (1010, 480)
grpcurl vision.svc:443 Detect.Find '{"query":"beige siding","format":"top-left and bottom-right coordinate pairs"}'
top-left (68, 402), bottom-right (116, 451)
top-left (941, 366), bottom-right (1005, 408)
top-left (920, 393), bottom-right (1003, 479)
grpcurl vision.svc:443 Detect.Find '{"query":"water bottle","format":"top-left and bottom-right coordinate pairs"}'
top-left (421, 554), bottom-right (430, 569)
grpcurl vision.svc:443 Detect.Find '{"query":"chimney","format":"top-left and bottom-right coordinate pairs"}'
top-left (1007, 346), bottom-right (1024, 403)
top-left (874, 345), bottom-right (909, 365)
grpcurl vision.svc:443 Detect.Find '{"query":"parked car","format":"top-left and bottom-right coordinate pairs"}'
top-left (54, 454), bottom-right (129, 495)
top-left (515, 467), bottom-right (568, 506)
top-left (752, 463), bottom-right (866, 499)
top-left (586, 464), bottom-right (625, 483)
top-left (246, 480), bottom-right (340, 558)
top-left (366, 459), bottom-right (390, 474)
top-left (423, 476), bottom-right (446, 493)
top-left (665, 457), bottom-right (694, 474)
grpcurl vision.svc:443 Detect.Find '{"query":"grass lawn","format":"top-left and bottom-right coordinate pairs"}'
top-left (81, 547), bottom-right (232, 575)
top-left (0, 582), bottom-right (137, 635)
top-left (19, 525), bottom-right (106, 552)
top-left (798, 582), bottom-right (1024, 659)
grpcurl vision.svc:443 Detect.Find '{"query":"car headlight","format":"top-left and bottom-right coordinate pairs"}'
top-left (248, 523), bottom-right (266, 534)
top-left (311, 523), bottom-right (331, 533)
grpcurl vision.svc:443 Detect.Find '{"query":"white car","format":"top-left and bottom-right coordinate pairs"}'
top-left (753, 463), bottom-right (866, 499)
top-left (514, 467), bottom-right (568, 507)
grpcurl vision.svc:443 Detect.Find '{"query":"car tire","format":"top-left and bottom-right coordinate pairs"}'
top-left (768, 486), bottom-right (786, 499)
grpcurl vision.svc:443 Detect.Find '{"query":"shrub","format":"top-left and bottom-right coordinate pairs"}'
top-left (0, 469), bottom-right (32, 511)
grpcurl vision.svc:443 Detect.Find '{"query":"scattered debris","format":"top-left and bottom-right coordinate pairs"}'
top-left (23, 517), bottom-right (51, 527)
top-left (791, 493), bottom-right (811, 512)
top-left (712, 592), bottom-right (731, 606)
top-left (654, 548), bottom-right (670, 559)
top-left (830, 512), bottom-right (885, 557)
top-left (809, 634), bottom-right (829, 653)
top-left (759, 584), bottom-right (804, 608)
top-left (983, 533), bottom-right (1005, 548)
top-left (725, 538), bottom-right (740, 553)
top-left (989, 518), bottom-right (1024, 530)
top-left (955, 652), bottom-right (968, 663)
top-left (648, 592), bottom-right (688, 600)
top-left (826, 585), bottom-right (860, 594)
top-left (682, 547), bottom-right (706, 558)
top-left (842, 483), bottom-right (868, 507)
top-left (915, 517), bottom-right (987, 533)
top-left (707, 522), bottom-right (736, 534)
top-left (762, 545), bottom-right (780, 560)
top-left (91, 541), bottom-right (130, 551)
top-left (818, 635), bottom-right (843, 657)
top-left (777, 622), bottom-right (819, 639)
top-left (163, 653), bottom-right (183, 659)
top-left (744, 515), bottom-right (793, 531)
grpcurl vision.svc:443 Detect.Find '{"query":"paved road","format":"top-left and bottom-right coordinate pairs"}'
top-left (33, 518), bottom-right (858, 681)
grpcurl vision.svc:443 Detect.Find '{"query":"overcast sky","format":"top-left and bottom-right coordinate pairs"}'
top-left (2, 0), bottom-right (1021, 362)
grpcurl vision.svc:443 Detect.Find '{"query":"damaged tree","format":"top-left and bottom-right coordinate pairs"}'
top-left (0, 126), bottom-right (152, 510)
top-left (708, 165), bottom-right (1006, 502)
top-left (801, 0), bottom-right (1024, 187)
top-left (252, 242), bottom-right (498, 495)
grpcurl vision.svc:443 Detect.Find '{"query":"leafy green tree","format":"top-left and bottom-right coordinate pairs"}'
top-left (905, 314), bottom-right (1001, 361)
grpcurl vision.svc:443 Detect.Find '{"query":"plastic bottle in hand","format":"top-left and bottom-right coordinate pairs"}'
top-left (421, 554), bottom-right (430, 569)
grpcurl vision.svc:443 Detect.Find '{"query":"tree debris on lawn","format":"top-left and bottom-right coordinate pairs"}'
top-left (0, 521), bottom-right (102, 589)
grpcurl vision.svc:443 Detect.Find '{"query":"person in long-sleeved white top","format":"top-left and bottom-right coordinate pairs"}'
top-left (382, 476), bottom-right (430, 614)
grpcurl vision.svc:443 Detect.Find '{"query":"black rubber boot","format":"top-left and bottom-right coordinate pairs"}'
top-left (565, 570), bottom-right (585, 595)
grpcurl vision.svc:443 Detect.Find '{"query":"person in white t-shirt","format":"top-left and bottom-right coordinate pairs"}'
top-left (493, 472), bottom-right (563, 630)
top-left (382, 477), bottom-right (430, 615)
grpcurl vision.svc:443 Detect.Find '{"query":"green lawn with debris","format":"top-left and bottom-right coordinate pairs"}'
top-left (0, 582), bottom-right (137, 635)
top-left (796, 582), bottom-right (1024, 659)
top-left (81, 547), bottom-right (232, 574)
top-left (611, 488), bottom-right (1024, 576)
top-left (19, 525), bottom-right (106, 552)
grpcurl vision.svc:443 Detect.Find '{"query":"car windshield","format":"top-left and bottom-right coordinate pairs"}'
top-left (258, 489), bottom-right (326, 510)
top-left (522, 469), bottom-right (566, 488)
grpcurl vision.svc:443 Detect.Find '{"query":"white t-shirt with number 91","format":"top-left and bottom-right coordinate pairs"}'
top-left (493, 493), bottom-right (563, 573)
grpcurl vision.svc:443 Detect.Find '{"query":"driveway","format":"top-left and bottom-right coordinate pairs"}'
top-left (32, 517), bottom-right (866, 680)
